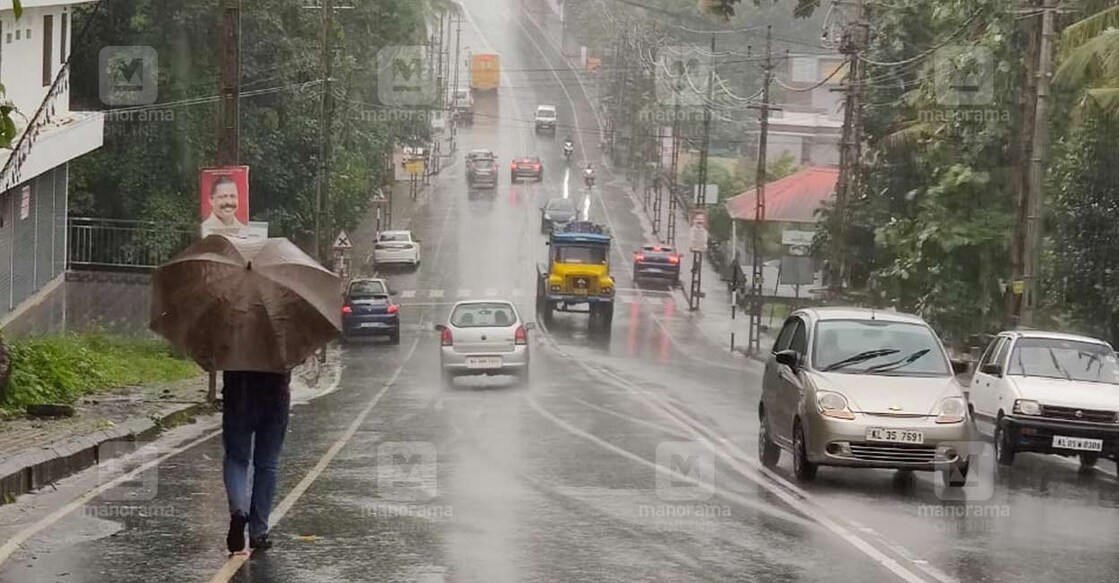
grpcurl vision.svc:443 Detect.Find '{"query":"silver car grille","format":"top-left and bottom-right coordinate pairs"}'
top-left (848, 443), bottom-right (939, 463)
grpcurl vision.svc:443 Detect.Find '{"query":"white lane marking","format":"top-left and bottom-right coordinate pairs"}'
top-left (457, 289), bottom-right (472, 298)
top-left (430, 289), bottom-right (445, 298)
top-left (210, 338), bottom-right (421, 582)
top-left (525, 393), bottom-right (815, 528)
top-left (402, 290), bottom-right (417, 299)
top-left (0, 429), bottom-right (223, 567)
top-left (563, 167), bottom-right (570, 200)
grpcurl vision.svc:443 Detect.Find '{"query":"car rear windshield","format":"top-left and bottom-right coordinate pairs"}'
top-left (556, 246), bottom-right (607, 264)
top-left (451, 303), bottom-right (517, 328)
top-left (379, 233), bottom-right (410, 242)
top-left (813, 319), bottom-right (950, 376)
top-left (348, 280), bottom-right (386, 296)
top-left (1008, 338), bottom-right (1119, 384)
top-left (538, 109), bottom-right (556, 118)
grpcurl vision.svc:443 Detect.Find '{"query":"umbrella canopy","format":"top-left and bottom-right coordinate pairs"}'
top-left (151, 235), bottom-right (342, 372)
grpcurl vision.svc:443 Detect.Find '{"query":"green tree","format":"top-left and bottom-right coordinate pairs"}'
top-left (0, 0), bottom-right (23, 149)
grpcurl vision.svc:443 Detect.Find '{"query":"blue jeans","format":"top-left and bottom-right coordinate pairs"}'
top-left (222, 373), bottom-right (290, 538)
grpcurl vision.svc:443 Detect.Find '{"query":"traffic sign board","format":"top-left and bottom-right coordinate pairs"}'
top-left (333, 230), bottom-right (353, 250)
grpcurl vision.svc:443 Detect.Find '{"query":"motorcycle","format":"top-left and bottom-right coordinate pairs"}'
top-left (563, 141), bottom-right (574, 161)
top-left (583, 166), bottom-right (596, 188)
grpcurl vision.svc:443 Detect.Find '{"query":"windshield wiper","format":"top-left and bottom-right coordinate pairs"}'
top-left (1046, 347), bottom-right (1072, 381)
top-left (822, 349), bottom-right (899, 372)
top-left (865, 349), bottom-right (932, 374)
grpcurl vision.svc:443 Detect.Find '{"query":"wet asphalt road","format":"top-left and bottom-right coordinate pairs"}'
top-left (5, 0), bottom-right (1119, 581)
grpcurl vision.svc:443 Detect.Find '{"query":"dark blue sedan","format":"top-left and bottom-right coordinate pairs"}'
top-left (342, 278), bottom-right (401, 344)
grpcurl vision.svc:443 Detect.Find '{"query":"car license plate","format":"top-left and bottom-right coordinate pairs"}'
top-left (1053, 435), bottom-right (1103, 452)
top-left (466, 356), bottom-right (502, 369)
top-left (359, 322), bottom-right (379, 329)
top-left (866, 428), bottom-right (925, 444)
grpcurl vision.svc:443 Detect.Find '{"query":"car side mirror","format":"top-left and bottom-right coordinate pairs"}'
top-left (524, 322), bottom-right (537, 331)
top-left (775, 349), bottom-right (800, 369)
top-left (951, 360), bottom-right (970, 375)
top-left (979, 363), bottom-right (1003, 377)
top-left (389, 289), bottom-right (400, 296)
top-left (434, 324), bottom-right (446, 332)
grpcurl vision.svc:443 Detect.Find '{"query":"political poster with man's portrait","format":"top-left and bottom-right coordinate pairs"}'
top-left (199, 166), bottom-right (250, 237)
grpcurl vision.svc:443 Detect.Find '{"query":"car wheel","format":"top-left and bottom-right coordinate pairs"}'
top-left (942, 460), bottom-right (969, 488)
top-left (792, 422), bottom-right (817, 483)
top-left (758, 409), bottom-right (781, 468)
top-left (994, 417), bottom-right (1017, 466)
top-left (1079, 453), bottom-right (1099, 470)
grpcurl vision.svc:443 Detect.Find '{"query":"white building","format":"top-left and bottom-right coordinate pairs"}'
top-left (0, 0), bottom-right (104, 324)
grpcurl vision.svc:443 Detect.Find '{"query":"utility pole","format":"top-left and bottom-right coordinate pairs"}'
top-left (746, 28), bottom-right (779, 355)
top-left (1019, 0), bottom-right (1057, 327)
top-left (214, 0), bottom-right (242, 402)
top-left (667, 101), bottom-right (680, 247)
top-left (436, 11), bottom-right (446, 111)
top-left (450, 12), bottom-right (462, 152)
top-left (314, 0), bottom-right (336, 262)
top-left (688, 35), bottom-right (716, 312)
top-left (830, 0), bottom-right (868, 296)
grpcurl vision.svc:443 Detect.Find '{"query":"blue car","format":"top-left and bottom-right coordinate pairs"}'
top-left (342, 278), bottom-right (401, 344)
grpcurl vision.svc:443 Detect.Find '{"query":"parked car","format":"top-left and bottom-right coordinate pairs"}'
top-left (540, 197), bottom-right (578, 234)
top-left (633, 244), bottom-right (681, 286)
top-left (373, 230), bottom-right (421, 269)
top-left (511, 156), bottom-right (543, 182)
top-left (534, 105), bottom-right (557, 134)
top-left (341, 278), bottom-right (400, 344)
top-left (452, 87), bottom-right (474, 124)
top-left (969, 330), bottom-right (1119, 469)
top-left (758, 307), bottom-right (972, 486)
top-left (436, 300), bottom-right (534, 386)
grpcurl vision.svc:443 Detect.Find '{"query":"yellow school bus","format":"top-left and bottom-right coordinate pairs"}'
top-left (470, 54), bottom-right (500, 92)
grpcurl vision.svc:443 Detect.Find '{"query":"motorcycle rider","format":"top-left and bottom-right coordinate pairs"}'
top-left (563, 136), bottom-right (574, 159)
top-left (583, 164), bottom-right (595, 187)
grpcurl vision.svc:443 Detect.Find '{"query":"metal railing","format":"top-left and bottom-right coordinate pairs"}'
top-left (68, 217), bottom-right (198, 270)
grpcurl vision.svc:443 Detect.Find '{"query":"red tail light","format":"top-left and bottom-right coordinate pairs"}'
top-left (440, 327), bottom-right (453, 346)
top-left (342, 305), bottom-right (352, 314)
top-left (634, 253), bottom-right (645, 262)
top-left (387, 304), bottom-right (398, 314)
top-left (532, 164), bottom-right (540, 170)
top-left (515, 325), bottom-right (527, 345)
top-left (668, 255), bottom-right (680, 264)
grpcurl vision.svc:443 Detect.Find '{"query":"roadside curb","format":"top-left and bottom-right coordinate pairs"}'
top-left (0, 399), bottom-right (215, 504)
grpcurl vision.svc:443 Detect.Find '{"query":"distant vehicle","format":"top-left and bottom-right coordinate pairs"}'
top-left (373, 230), bottom-right (421, 269)
top-left (759, 307), bottom-right (972, 486)
top-left (511, 156), bottom-right (543, 182)
top-left (536, 221), bottom-right (615, 331)
top-left (466, 149), bottom-right (498, 189)
top-left (436, 300), bottom-right (533, 386)
top-left (341, 278), bottom-right (400, 344)
top-left (633, 244), bottom-right (681, 286)
top-left (534, 105), bottom-right (557, 134)
top-left (562, 137), bottom-right (573, 161)
top-left (583, 165), bottom-right (595, 188)
top-left (540, 197), bottom-right (578, 234)
top-left (470, 53), bottom-right (500, 92)
top-left (452, 87), bottom-right (474, 124)
top-left (969, 330), bottom-right (1119, 470)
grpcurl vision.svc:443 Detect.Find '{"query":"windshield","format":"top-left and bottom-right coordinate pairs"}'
top-left (348, 280), bottom-right (386, 296)
top-left (1008, 338), bottom-right (1119, 384)
top-left (379, 233), bottom-right (410, 242)
top-left (556, 245), bottom-right (607, 264)
top-left (813, 319), bottom-right (950, 376)
top-left (537, 109), bottom-right (556, 118)
top-left (451, 303), bottom-right (517, 327)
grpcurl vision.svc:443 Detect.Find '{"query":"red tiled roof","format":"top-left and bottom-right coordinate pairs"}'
top-left (725, 166), bottom-right (838, 224)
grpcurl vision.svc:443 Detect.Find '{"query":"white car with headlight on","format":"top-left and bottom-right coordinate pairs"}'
top-left (758, 307), bottom-right (972, 486)
top-left (969, 330), bottom-right (1119, 470)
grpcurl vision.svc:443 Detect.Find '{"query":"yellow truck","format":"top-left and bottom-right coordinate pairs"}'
top-left (536, 222), bottom-right (615, 332)
top-left (470, 53), bottom-right (500, 92)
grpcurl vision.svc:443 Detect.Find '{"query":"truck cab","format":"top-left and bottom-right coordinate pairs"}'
top-left (536, 222), bottom-right (615, 331)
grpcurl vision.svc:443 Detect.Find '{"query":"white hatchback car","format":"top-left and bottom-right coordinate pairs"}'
top-left (373, 230), bottom-right (421, 269)
top-left (969, 330), bottom-right (1119, 469)
top-left (436, 300), bottom-right (534, 386)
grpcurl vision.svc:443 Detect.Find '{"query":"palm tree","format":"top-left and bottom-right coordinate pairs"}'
top-left (1054, 4), bottom-right (1119, 113)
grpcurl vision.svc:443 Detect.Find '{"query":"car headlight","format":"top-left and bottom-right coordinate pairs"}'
top-left (550, 284), bottom-right (561, 292)
top-left (601, 286), bottom-right (613, 295)
top-left (935, 397), bottom-right (967, 424)
top-left (817, 391), bottom-right (855, 420)
top-left (1013, 399), bottom-right (1041, 416)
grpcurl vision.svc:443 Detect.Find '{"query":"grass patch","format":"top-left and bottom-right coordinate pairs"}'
top-left (1, 333), bottom-right (199, 412)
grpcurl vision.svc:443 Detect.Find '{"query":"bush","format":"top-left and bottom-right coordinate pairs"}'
top-left (1, 333), bottom-right (199, 412)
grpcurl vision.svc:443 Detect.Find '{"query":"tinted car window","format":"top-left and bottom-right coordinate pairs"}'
top-left (348, 280), bottom-right (386, 296)
top-left (1007, 338), bottom-right (1119, 384)
top-left (790, 320), bottom-right (808, 354)
top-left (556, 246), bottom-right (607, 264)
top-left (379, 233), bottom-right (410, 242)
top-left (774, 317), bottom-right (798, 352)
top-left (451, 303), bottom-right (518, 328)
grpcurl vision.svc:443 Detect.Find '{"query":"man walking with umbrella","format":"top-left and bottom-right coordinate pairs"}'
top-left (222, 369), bottom-right (291, 553)
top-left (150, 235), bottom-right (343, 555)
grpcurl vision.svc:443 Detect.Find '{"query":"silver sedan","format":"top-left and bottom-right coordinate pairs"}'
top-left (436, 300), bottom-right (534, 386)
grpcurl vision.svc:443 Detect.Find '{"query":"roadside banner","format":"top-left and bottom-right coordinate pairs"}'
top-left (199, 166), bottom-right (250, 237)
